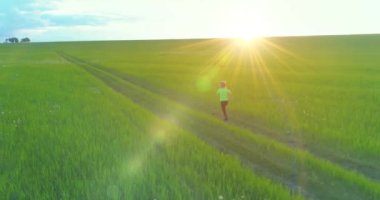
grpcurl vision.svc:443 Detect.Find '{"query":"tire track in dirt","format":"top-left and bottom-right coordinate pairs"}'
top-left (73, 57), bottom-right (380, 182)
top-left (57, 51), bottom-right (380, 182)
top-left (58, 51), bottom-right (380, 200)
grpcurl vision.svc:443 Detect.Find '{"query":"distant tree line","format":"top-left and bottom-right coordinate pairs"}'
top-left (4, 37), bottom-right (31, 43)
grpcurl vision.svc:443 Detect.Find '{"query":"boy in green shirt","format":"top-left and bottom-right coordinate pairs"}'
top-left (217, 81), bottom-right (232, 121)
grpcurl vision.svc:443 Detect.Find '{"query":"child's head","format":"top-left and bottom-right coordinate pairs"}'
top-left (220, 81), bottom-right (226, 88)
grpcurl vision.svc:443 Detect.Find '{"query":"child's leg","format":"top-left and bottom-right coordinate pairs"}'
top-left (221, 101), bottom-right (228, 120)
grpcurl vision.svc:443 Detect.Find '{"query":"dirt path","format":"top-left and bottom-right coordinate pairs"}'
top-left (59, 52), bottom-right (380, 200)
top-left (59, 51), bottom-right (380, 182)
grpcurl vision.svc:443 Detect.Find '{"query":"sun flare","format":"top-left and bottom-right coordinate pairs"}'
top-left (233, 36), bottom-right (261, 48)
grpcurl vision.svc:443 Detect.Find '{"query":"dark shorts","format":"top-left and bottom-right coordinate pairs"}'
top-left (221, 101), bottom-right (228, 107)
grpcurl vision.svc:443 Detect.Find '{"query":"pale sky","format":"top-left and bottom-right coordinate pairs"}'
top-left (1, 0), bottom-right (379, 42)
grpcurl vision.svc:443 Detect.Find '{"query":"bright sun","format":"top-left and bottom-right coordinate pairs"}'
top-left (233, 36), bottom-right (261, 47)
top-left (229, 26), bottom-right (262, 47)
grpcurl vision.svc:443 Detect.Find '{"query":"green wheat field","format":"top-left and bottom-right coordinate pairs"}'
top-left (1, 34), bottom-right (380, 199)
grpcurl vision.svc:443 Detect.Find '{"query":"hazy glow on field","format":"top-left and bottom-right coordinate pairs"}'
top-left (187, 36), bottom-right (301, 134)
top-left (233, 37), bottom-right (261, 48)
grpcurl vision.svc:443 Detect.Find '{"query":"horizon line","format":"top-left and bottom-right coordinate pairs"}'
top-left (2, 32), bottom-right (380, 44)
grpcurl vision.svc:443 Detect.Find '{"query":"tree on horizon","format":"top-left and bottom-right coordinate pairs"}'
top-left (5, 37), bottom-right (19, 43)
top-left (21, 37), bottom-right (31, 43)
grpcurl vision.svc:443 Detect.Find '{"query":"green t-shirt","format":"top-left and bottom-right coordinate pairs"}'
top-left (217, 88), bottom-right (231, 101)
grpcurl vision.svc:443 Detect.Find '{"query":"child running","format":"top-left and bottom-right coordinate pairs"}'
top-left (217, 81), bottom-right (232, 121)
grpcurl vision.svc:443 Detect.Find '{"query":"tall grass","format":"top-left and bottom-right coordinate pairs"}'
top-left (53, 36), bottom-right (380, 173)
top-left (0, 45), bottom-right (300, 199)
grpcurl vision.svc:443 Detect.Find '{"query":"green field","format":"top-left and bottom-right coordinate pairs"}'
top-left (1, 34), bottom-right (380, 199)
